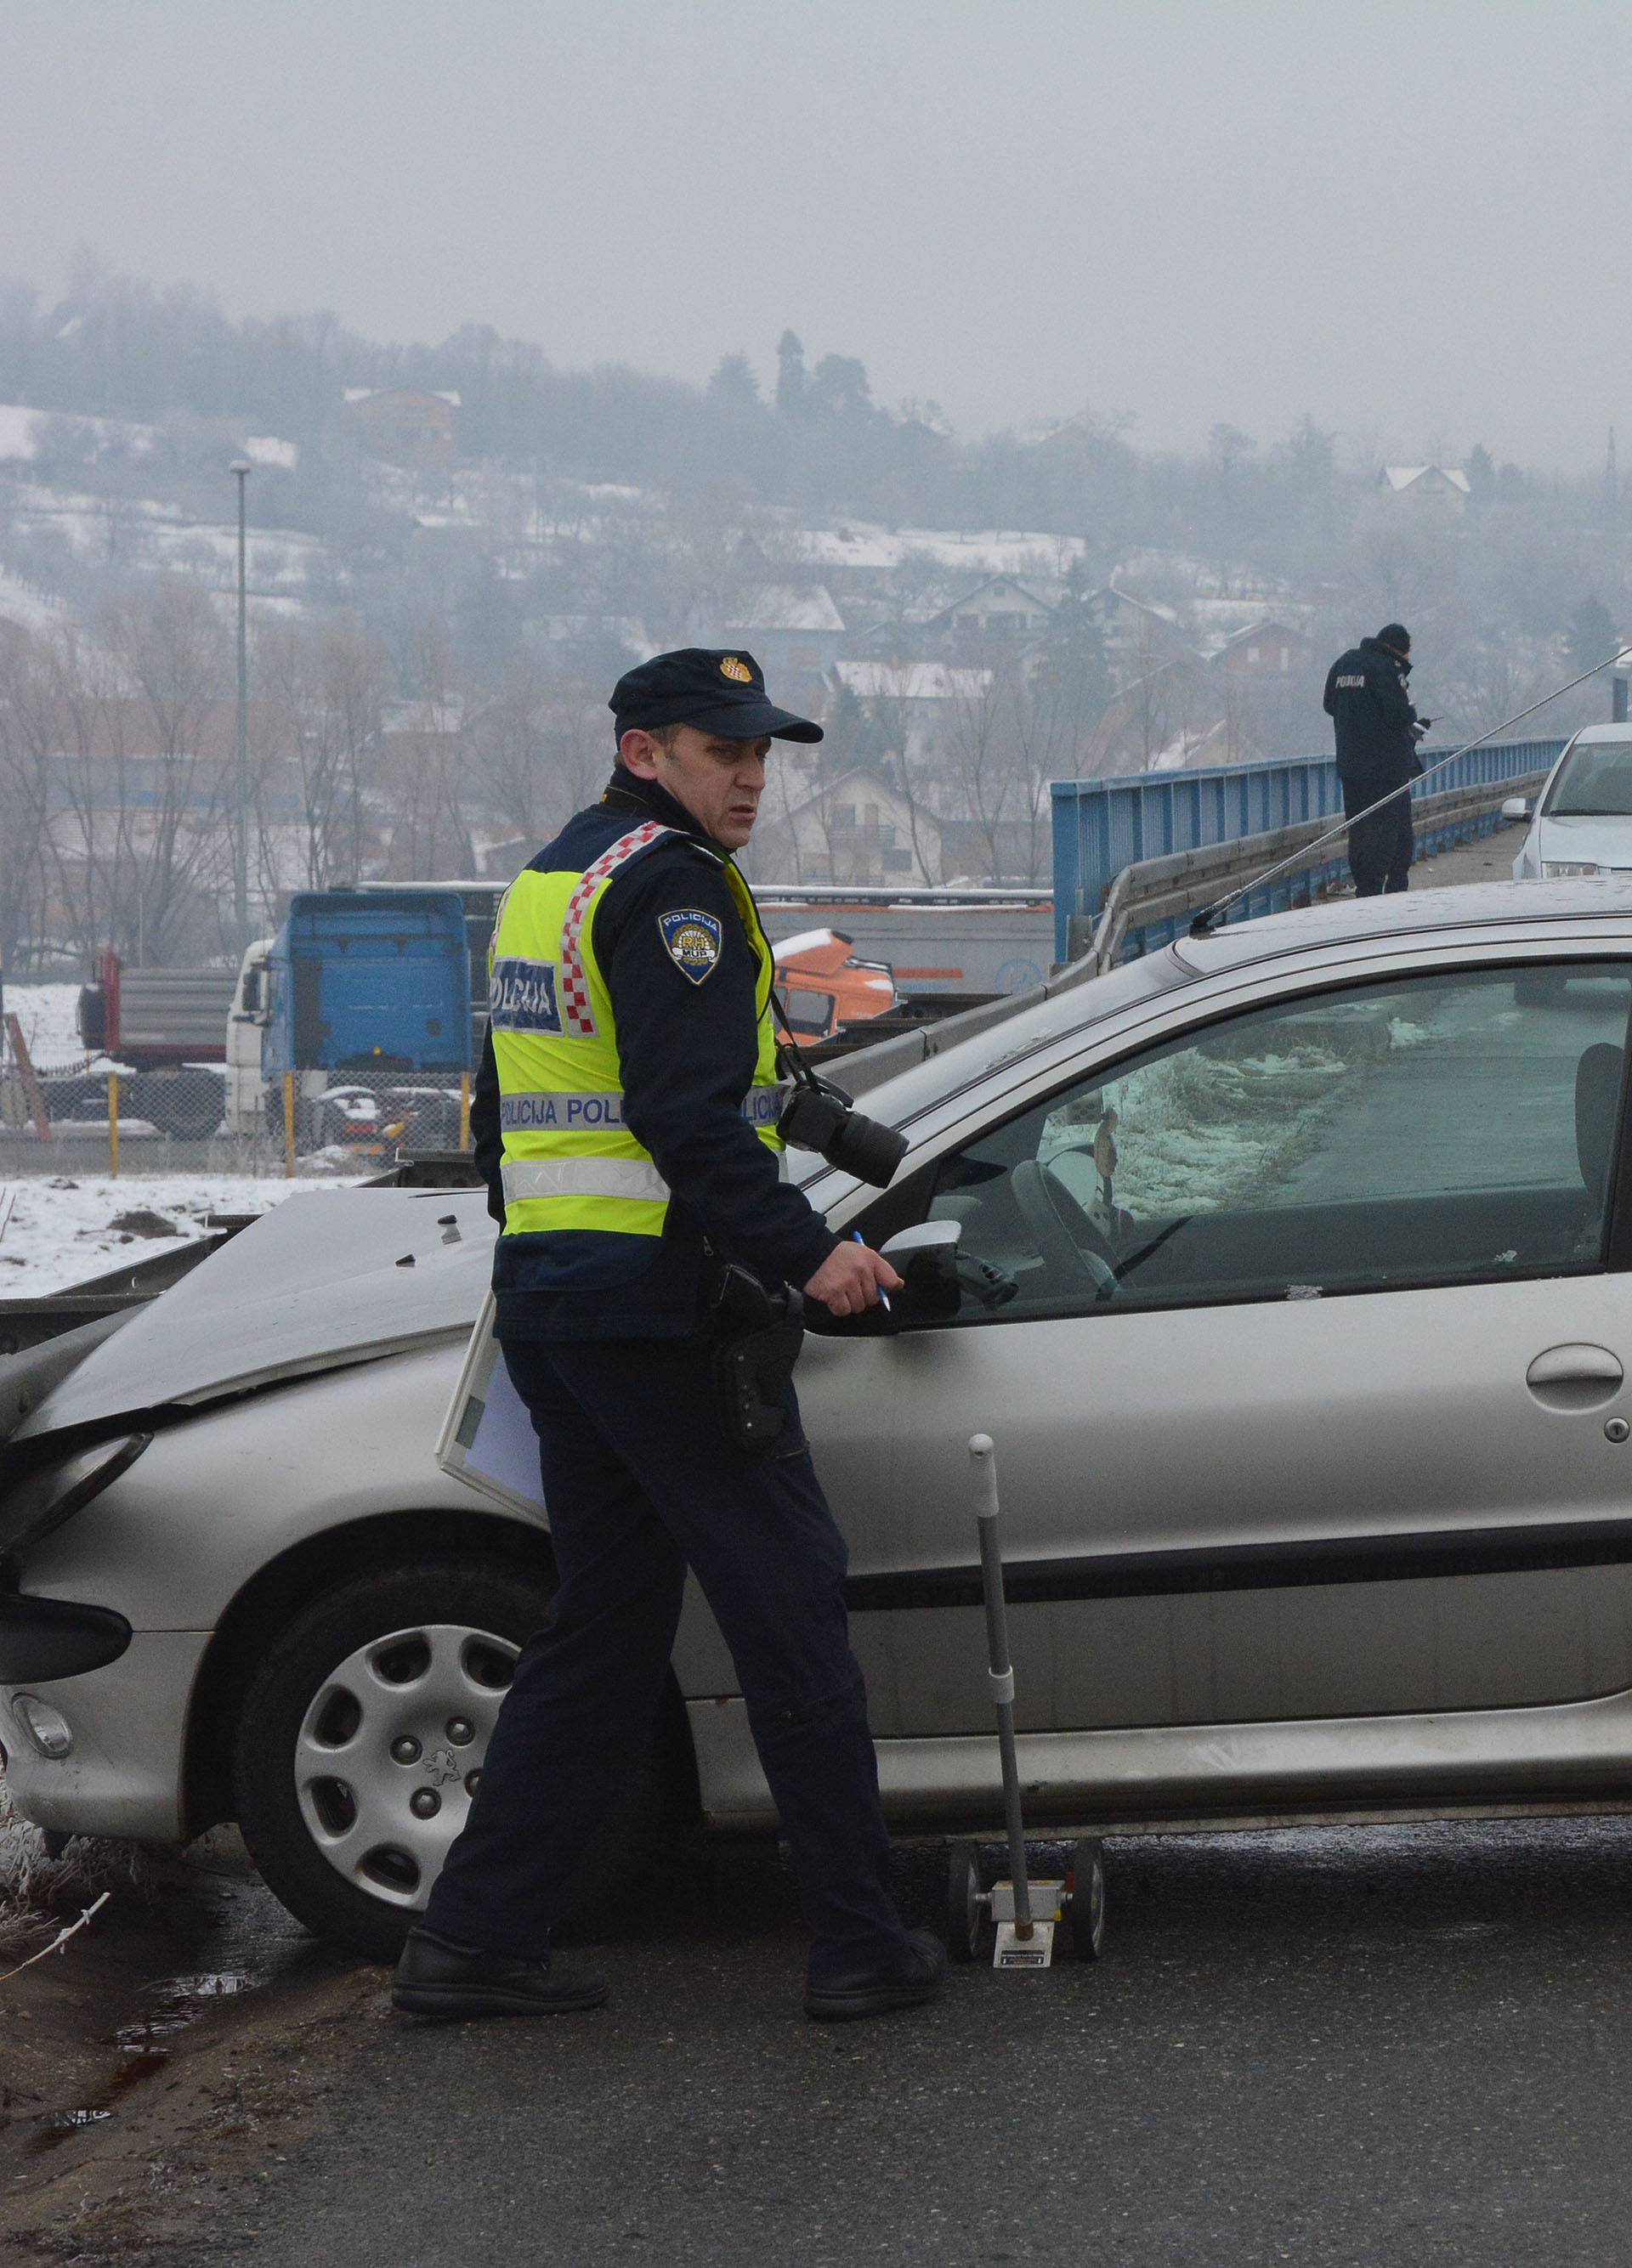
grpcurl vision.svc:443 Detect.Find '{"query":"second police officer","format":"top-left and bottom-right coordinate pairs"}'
top-left (392, 648), bottom-right (947, 2026)
top-left (1322, 622), bottom-right (1431, 896)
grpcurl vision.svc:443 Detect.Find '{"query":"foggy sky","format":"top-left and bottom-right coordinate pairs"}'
top-left (6, 0), bottom-right (1629, 468)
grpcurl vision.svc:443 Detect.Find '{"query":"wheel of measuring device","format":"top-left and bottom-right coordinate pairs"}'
top-left (945, 1840), bottom-right (984, 1962)
top-left (1068, 1838), bottom-right (1107, 1960)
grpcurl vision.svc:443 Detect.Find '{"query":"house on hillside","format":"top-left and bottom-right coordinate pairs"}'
top-left (341, 387), bottom-right (461, 467)
top-left (1379, 464), bottom-right (1470, 512)
top-left (1209, 616), bottom-right (1316, 681)
top-left (827, 659), bottom-right (993, 768)
top-left (1082, 585), bottom-right (1194, 687)
top-left (720, 585), bottom-right (844, 712)
top-left (924, 575), bottom-right (1057, 646)
top-left (752, 765), bottom-right (942, 885)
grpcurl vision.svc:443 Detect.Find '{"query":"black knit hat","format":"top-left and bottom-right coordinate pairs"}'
top-left (1376, 623), bottom-right (1412, 658)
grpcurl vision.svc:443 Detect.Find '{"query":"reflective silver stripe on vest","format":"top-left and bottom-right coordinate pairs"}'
top-left (502, 1084), bottom-right (791, 1133)
top-left (501, 1157), bottom-right (671, 1206)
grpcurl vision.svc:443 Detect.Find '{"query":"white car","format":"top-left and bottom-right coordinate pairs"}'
top-left (1509, 724), bottom-right (1632, 881)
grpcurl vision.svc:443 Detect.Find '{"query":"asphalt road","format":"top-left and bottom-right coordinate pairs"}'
top-left (97, 1815), bottom-right (1632, 2268)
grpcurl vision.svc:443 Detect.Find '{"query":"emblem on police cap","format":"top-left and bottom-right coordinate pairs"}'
top-left (719, 655), bottom-right (752, 682)
top-left (658, 908), bottom-right (723, 983)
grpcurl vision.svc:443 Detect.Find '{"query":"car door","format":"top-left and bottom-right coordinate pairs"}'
top-left (799, 952), bottom-right (1632, 1740)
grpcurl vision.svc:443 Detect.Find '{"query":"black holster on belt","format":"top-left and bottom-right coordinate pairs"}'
top-left (706, 1262), bottom-right (805, 1455)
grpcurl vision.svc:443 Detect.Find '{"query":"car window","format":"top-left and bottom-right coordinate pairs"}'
top-left (1546, 741), bottom-right (1632, 817)
top-left (923, 964), bottom-right (1632, 1319)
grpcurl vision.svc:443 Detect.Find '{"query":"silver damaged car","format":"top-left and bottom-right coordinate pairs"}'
top-left (8, 879), bottom-right (1632, 1959)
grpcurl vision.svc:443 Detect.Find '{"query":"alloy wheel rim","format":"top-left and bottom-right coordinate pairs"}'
top-left (294, 1621), bottom-right (518, 1908)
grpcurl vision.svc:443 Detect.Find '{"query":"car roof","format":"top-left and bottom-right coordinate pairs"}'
top-left (832, 876), bottom-right (1632, 1140)
top-left (1560, 724), bottom-right (1632, 747)
top-left (1172, 876), bottom-right (1632, 974)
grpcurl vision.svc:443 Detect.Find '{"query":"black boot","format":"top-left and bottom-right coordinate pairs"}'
top-left (392, 1926), bottom-right (609, 2021)
top-left (804, 1929), bottom-right (948, 2022)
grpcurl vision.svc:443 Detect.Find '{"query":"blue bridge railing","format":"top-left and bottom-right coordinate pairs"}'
top-left (1050, 739), bottom-right (1565, 964)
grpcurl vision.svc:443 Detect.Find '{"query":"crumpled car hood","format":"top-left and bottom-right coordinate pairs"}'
top-left (14, 1186), bottom-right (493, 1444)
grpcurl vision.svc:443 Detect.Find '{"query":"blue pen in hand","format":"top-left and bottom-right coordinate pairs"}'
top-left (854, 1229), bottom-right (891, 1313)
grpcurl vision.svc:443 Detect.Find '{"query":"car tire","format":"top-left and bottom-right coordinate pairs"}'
top-left (231, 1553), bottom-right (695, 1964)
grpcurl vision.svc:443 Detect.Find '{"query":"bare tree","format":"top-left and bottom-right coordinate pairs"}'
top-left (939, 660), bottom-right (1013, 881)
top-left (853, 661), bottom-right (951, 884)
top-left (0, 632), bottom-right (60, 969)
top-left (467, 662), bottom-right (610, 856)
top-left (257, 614), bottom-right (385, 891)
top-left (93, 578), bottom-right (234, 958)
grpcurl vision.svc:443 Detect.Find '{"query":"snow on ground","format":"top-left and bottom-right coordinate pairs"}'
top-left (0, 566), bottom-right (65, 635)
top-left (6, 983), bottom-right (87, 1072)
top-left (0, 401), bottom-right (157, 463)
top-left (1042, 1035), bottom-right (1363, 1219)
top-left (792, 522), bottom-right (1088, 577)
top-left (0, 1173), bottom-right (365, 1295)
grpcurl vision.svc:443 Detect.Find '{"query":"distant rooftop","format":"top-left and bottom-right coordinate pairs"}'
top-left (724, 583), bottom-right (844, 635)
top-left (1381, 464), bottom-right (1470, 495)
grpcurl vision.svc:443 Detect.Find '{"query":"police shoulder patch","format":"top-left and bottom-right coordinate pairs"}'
top-left (657, 908), bottom-right (723, 983)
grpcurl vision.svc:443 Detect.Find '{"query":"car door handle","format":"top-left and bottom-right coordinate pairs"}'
top-left (1526, 1343), bottom-right (1624, 1411)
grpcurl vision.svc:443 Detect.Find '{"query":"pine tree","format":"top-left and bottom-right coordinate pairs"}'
top-left (1567, 596), bottom-right (1619, 673)
top-left (774, 330), bottom-right (807, 418)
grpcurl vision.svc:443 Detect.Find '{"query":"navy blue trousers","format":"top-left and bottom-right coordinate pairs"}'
top-left (1342, 771), bottom-right (1414, 896)
top-left (424, 1332), bottom-right (912, 1985)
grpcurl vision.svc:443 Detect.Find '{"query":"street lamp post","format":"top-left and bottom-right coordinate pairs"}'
top-left (230, 457), bottom-right (252, 946)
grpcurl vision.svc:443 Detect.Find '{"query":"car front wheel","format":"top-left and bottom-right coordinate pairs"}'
top-left (231, 1553), bottom-right (692, 1962)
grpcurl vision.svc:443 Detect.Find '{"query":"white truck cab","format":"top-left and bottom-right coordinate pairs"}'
top-left (224, 937), bottom-right (276, 1136)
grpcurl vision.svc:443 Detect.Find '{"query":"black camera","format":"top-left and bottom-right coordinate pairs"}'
top-left (778, 1071), bottom-right (906, 1188)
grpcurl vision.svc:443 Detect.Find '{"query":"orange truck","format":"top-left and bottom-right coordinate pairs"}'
top-left (761, 888), bottom-right (1055, 1048)
top-left (771, 929), bottom-right (898, 1047)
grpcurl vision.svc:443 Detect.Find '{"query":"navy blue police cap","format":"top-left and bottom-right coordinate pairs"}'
top-left (610, 648), bottom-right (824, 744)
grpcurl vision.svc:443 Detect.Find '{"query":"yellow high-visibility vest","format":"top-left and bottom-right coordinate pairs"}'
top-left (490, 821), bottom-right (784, 1244)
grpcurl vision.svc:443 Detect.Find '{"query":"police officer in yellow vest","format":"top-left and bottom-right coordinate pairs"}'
top-left (394, 649), bottom-right (946, 2024)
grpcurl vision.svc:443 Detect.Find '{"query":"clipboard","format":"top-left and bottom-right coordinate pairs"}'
top-left (434, 1292), bottom-right (547, 1519)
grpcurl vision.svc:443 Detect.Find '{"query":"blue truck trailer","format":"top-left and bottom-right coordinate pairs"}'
top-left (226, 890), bottom-right (473, 1149)
top-left (266, 890), bottom-right (473, 1079)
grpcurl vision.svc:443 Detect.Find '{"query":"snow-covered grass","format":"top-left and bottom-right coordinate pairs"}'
top-left (0, 1172), bottom-right (361, 1295)
top-left (1044, 1038), bottom-right (1363, 1219)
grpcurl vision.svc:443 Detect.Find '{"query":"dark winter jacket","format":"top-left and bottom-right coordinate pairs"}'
top-left (1323, 637), bottom-right (1423, 785)
top-left (473, 768), bottom-right (838, 1342)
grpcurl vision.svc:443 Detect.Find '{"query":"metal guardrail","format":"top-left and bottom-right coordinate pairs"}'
top-left (1063, 769), bottom-right (1550, 972)
top-left (1050, 739), bottom-right (1567, 964)
top-left (835, 766), bottom-right (1550, 1100)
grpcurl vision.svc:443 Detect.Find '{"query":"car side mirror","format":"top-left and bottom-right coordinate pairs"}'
top-left (881, 1219), bottom-right (963, 1324)
top-left (1501, 796), bottom-right (1533, 822)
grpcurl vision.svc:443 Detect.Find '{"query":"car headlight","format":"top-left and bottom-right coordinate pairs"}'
top-left (0, 1434), bottom-right (150, 1566)
top-left (1541, 860), bottom-right (1604, 878)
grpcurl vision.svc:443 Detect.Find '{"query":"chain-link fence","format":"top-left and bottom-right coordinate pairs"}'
top-left (0, 1053), bottom-right (472, 1181)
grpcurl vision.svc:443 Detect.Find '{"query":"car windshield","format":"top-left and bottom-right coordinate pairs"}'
top-left (1544, 740), bottom-right (1632, 817)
